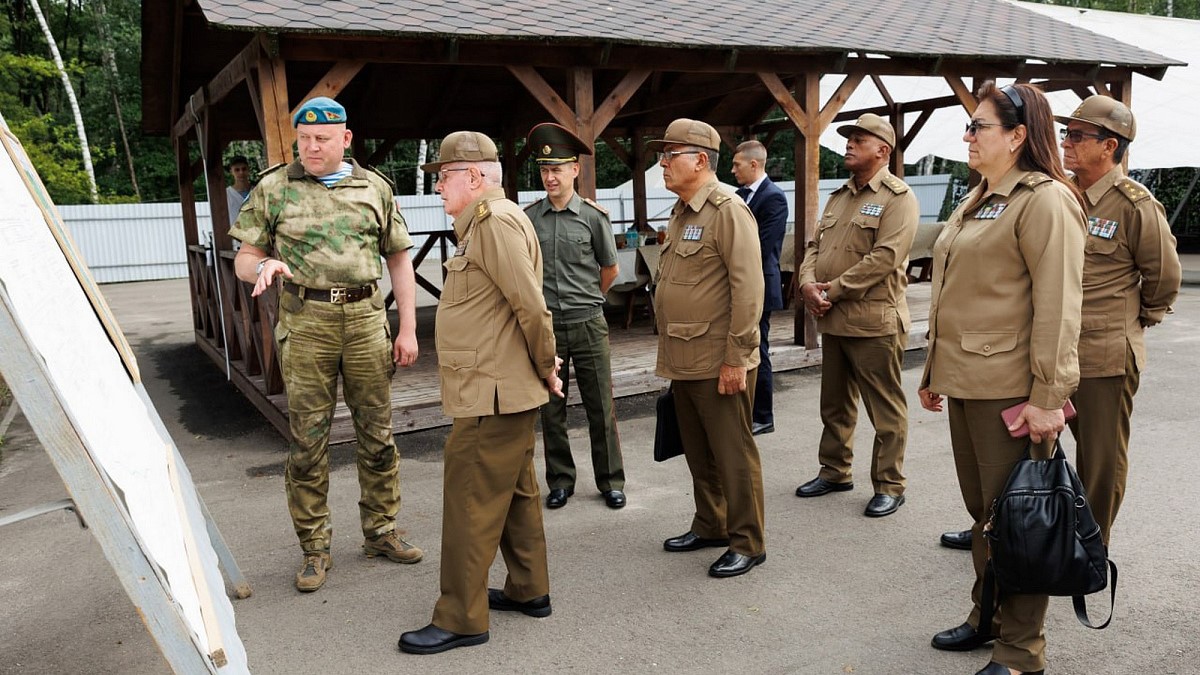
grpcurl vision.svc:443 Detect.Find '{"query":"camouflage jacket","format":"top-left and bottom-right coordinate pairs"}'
top-left (230, 159), bottom-right (413, 288)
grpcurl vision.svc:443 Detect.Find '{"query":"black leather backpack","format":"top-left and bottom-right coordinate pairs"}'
top-left (980, 441), bottom-right (1117, 630)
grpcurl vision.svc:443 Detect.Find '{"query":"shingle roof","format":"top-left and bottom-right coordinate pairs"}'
top-left (196, 0), bottom-right (1181, 68)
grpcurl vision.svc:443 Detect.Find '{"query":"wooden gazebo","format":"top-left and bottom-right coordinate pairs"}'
top-left (141, 0), bottom-right (1179, 440)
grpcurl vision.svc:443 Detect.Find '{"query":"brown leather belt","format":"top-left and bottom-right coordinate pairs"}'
top-left (283, 281), bottom-right (375, 304)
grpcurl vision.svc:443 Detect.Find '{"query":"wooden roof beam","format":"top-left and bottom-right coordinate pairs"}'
top-left (171, 37), bottom-right (262, 139)
top-left (819, 73), bottom-right (865, 130)
top-left (288, 60), bottom-right (367, 119)
top-left (757, 72), bottom-right (811, 138)
top-left (508, 65), bottom-right (576, 129)
top-left (591, 69), bottom-right (651, 139)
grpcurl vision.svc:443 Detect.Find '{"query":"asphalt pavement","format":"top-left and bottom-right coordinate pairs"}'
top-left (1, 278), bottom-right (1198, 675)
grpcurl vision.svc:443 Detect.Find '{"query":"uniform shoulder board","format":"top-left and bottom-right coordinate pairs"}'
top-left (365, 164), bottom-right (396, 190)
top-left (523, 197), bottom-right (544, 213)
top-left (258, 162), bottom-right (286, 178)
top-left (1115, 176), bottom-right (1152, 204)
top-left (882, 175), bottom-right (910, 195)
top-left (581, 196), bottom-right (609, 215)
top-left (1019, 172), bottom-right (1053, 188)
top-left (475, 199), bottom-right (492, 221)
top-left (707, 190), bottom-right (733, 208)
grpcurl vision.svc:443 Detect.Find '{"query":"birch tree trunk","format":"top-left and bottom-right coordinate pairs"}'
top-left (29, 0), bottom-right (98, 203)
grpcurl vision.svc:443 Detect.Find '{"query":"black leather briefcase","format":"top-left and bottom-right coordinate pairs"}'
top-left (654, 388), bottom-right (684, 462)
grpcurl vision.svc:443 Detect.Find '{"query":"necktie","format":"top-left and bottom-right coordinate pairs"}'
top-left (736, 186), bottom-right (751, 202)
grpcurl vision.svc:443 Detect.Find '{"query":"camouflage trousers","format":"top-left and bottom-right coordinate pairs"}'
top-left (275, 287), bottom-right (400, 553)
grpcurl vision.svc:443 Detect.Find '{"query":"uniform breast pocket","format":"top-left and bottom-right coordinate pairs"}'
top-left (568, 231), bottom-right (594, 262)
top-left (1084, 235), bottom-right (1119, 257)
top-left (816, 215), bottom-right (838, 245)
top-left (442, 256), bottom-right (473, 304)
top-left (848, 217), bottom-right (880, 253)
top-left (669, 241), bottom-right (706, 285)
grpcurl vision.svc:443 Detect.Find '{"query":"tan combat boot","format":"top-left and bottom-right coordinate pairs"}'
top-left (363, 530), bottom-right (423, 563)
top-left (295, 551), bottom-right (331, 592)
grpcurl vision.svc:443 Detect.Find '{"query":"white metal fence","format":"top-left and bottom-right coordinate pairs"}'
top-left (59, 175), bottom-right (950, 283)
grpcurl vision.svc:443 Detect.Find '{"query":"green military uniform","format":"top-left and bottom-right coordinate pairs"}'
top-left (798, 164), bottom-right (919, 496)
top-left (655, 177), bottom-right (766, 557)
top-left (921, 167), bottom-right (1086, 674)
top-left (1068, 167), bottom-right (1181, 544)
top-left (525, 134), bottom-right (624, 495)
top-left (230, 157), bottom-right (413, 553)
top-left (421, 130), bottom-right (558, 637)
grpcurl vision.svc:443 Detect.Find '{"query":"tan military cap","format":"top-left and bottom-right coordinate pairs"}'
top-left (420, 131), bottom-right (499, 172)
top-left (837, 113), bottom-right (896, 149)
top-left (1055, 96), bottom-right (1136, 142)
top-left (527, 122), bottom-right (592, 165)
top-left (645, 118), bottom-right (722, 152)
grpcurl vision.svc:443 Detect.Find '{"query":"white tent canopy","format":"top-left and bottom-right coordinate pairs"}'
top-left (819, 1), bottom-right (1196, 170)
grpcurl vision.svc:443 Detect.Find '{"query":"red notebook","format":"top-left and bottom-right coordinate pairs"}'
top-left (1001, 400), bottom-right (1077, 439)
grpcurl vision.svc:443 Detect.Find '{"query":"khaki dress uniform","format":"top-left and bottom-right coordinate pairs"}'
top-left (1069, 165), bottom-right (1181, 545)
top-left (920, 168), bottom-right (1085, 673)
top-left (230, 159), bottom-right (413, 553)
top-left (798, 166), bottom-right (919, 495)
top-left (432, 187), bottom-right (558, 635)
top-left (525, 193), bottom-right (625, 493)
top-left (655, 179), bottom-right (766, 556)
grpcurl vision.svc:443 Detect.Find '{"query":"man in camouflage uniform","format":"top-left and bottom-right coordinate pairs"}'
top-left (231, 97), bottom-right (422, 592)
top-left (524, 122), bottom-right (626, 511)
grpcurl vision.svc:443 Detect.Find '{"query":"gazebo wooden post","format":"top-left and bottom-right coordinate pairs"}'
top-left (175, 132), bottom-right (204, 332)
top-left (571, 67), bottom-right (597, 200)
top-left (502, 133), bottom-right (520, 202)
top-left (890, 103), bottom-right (906, 178)
top-left (760, 70), bottom-right (821, 349)
top-left (632, 129), bottom-right (649, 231)
top-left (257, 52), bottom-right (293, 166)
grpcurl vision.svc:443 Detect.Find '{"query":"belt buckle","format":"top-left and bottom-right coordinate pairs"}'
top-left (329, 287), bottom-right (348, 304)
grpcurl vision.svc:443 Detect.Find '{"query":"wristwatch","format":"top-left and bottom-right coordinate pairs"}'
top-left (256, 258), bottom-right (270, 276)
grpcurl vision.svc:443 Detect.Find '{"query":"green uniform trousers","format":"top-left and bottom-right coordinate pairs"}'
top-left (276, 289), bottom-right (400, 553)
top-left (1069, 344), bottom-right (1140, 546)
top-left (673, 370), bottom-right (765, 557)
top-left (816, 332), bottom-right (909, 495)
top-left (949, 397), bottom-right (1050, 674)
top-left (540, 315), bottom-right (625, 492)
top-left (433, 408), bottom-right (550, 635)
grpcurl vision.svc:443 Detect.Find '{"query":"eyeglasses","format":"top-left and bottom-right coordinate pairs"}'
top-left (435, 168), bottom-right (470, 183)
top-left (1059, 128), bottom-right (1108, 144)
top-left (657, 150), bottom-right (702, 163)
top-left (964, 120), bottom-right (1009, 137)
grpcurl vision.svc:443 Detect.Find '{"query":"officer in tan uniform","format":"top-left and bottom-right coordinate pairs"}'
top-left (650, 118), bottom-right (767, 579)
top-left (399, 131), bottom-right (563, 655)
top-left (524, 122), bottom-right (626, 511)
top-left (919, 82), bottom-right (1085, 675)
top-left (939, 97), bottom-right (1183, 552)
top-left (1059, 97), bottom-right (1181, 543)
top-left (231, 97), bottom-right (422, 593)
top-left (795, 113), bottom-right (919, 518)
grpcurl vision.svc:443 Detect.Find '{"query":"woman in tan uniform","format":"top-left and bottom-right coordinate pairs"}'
top-left (918, 82), bottom-right (1086, 675)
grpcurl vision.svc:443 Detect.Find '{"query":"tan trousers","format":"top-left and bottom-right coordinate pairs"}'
top-left (672, 370), bottom-right (766, 557)
top-left (1069, 344), bottom-right (1140, 546)
top-left (432, 409), bottom-right (549, 635)
top-left (816, 333), bottom-right (909, 495)
top-left (948, 397), bottom-right (1050, 673)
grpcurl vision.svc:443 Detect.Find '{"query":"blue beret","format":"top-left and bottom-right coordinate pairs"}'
top-left (292, 96), bottom-right (348, 127)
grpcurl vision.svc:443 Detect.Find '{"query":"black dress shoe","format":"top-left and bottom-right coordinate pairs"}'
top-left (398, 623), bottom-right (489, 654)
top-left (488, 588), bottom-right (552, 617)
top-left (545, 487), bottom-right (573, 509)
top-left (975, 661), bottom-right (1043, 675)
top-left (795, 477), bottom-right (853, 497)
top-left (602, 489), bottom-right (626, 509)
top-left (708, 549), bottom-right (766, 578)
top-left (751, 421), bottom-right (775, 436)
top-left (930, 622), bottom-right (995, 651)
top-left (663, 531), bottom-right (730, 552)
top-left (864, 493), bottom-right (905, 517)
top-left (940, 529), bottom-right (973, 550)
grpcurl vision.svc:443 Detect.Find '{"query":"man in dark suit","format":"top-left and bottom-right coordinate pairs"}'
top-left (732, 140), bottom-right (789, 436)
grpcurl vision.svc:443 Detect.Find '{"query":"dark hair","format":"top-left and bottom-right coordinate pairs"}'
top-left (1109, 135), bottom-right (1130, 164)
top-left (977, 81), bottom-right (1085, 210)
top-left (226, 155), bottom-right (250, 169)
